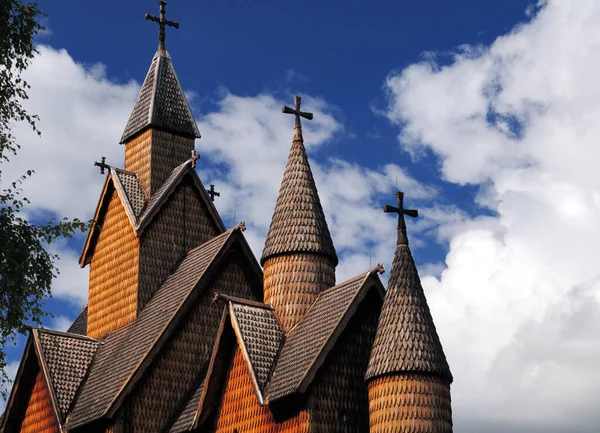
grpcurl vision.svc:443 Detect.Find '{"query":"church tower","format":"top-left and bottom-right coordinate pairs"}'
top-left (366, 192), bottom-right (453, 432)
top-left (261, 96), bottom-right (338, 331)
top-left (80, 1), bottom-right (224, 339)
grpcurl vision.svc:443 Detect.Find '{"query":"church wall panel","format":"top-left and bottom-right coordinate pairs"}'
top-left (88, 190), bottom-right (139, 339)
top-left (18, 371), bottom-right (59, 433)
top-left (124, 129), bottom-right (153, 198)
top-left (131, 259), bottom-right (257, 433)
top-left (138, 180), bottom-right (220, 312)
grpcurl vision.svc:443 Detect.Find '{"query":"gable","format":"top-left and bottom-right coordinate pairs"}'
top-left (268, 267), bottom-right (385, 403)
top-left (69, 224), bottom-right (262, 430)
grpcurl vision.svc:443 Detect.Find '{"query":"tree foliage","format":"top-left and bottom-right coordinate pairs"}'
top-left (0, 1), bottom-right (89, 398)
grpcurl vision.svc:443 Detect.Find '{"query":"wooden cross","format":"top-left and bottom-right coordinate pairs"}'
top-left (94, 156), bottom-right (110, 175)
top-left (282, 96), bottom-right (313, 130)
top-left (145, 1), bottom-right (179, 52)
top-left (208, 184), bottom-right (220, 202)
top-left (384, 191), bottom-right (418, 246)
top-left (191, 149), bottom-right (200, 168)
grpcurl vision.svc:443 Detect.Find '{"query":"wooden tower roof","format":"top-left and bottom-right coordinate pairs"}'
top-left (366, 192), bottom-right (452, 383)
top-left (260, 96), bottom-right (337, 266)
top-left (120, 49), bottom-right (200, 144)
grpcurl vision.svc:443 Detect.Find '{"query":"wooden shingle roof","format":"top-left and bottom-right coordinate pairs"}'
top-left (120, 50), bottom-right (200, 144)
top-left (35, 329), bottom-right (100, 421)
top-left (365, 245), bottom-right (453, 382)
top-left (67, 306), bottom-right (88, 335)
top-left (267, 268), bottom-right (385, 402)
top-left (69, 226), bottom-right (246, 429)
top-left (260, 130), bottom-right (337, 265)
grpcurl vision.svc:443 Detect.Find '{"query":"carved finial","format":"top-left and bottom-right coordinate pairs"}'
top-left (371, 263), bottom-right (385, 275)
top-left (208, 184), bottom-right (220, 202)
top-left (145, 1), bottom-right (179, 53)
top-left (282, 95), bottom-right (313, 142)
top-left (191, 149), bottom-right (199, 168)
top-left (383, 191), bottom-right (418, 246)
top-left (93, 156), bottom-right (110, 175)
top-left (236, 221), bottom-right (246, 232)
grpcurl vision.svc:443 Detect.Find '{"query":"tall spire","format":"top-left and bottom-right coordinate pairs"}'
top-left (366, 191), bottom-right (452, 432)
top-left (261, 96), bottom-right (337, 331)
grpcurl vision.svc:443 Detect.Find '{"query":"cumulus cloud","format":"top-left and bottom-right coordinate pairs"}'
top-left (385, 1), bottom-right (600, 431)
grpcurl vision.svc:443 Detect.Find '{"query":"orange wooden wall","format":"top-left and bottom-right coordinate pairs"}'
top-left (87, 189), bottom-right (139, 339)
top-left (18, 372), bottom-right (59, 433)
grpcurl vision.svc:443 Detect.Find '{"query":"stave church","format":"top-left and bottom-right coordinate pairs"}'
top-left (1, 3), bottom-right (453, 432)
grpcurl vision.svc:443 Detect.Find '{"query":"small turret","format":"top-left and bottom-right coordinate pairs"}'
top-left (366, 191), bottom-right (453, 432)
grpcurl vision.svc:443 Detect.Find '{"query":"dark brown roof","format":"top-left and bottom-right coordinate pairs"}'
top-left (267, 269), bottom-right (385, 402)
top-left (67, 306), bottom-right (88, 335)
top-left (69, 227), bottom-right (243, 429)
top-left (230, 301), bottom-right (283, 397)
top-left (120, 50), bottom-right (200, 144)
top-left (113, 168), bottom-right (146, 217)
top-left (168, 378), bottom-right (204, 433)
top-left (260, 135), bottom-right (337, 265)
top-left (35, 329), bottom-right (100, 421)
top-left (365, 245), bottom-right (452, 382)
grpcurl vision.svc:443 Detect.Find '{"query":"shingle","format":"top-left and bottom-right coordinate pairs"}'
top-left (267, 272), bottom-right (370, 402)
top-left (260, 135), bottom-right (337, 266)
top-left (365, 245), bottom-right (452, 382)
top-left (113, 169), bottom-right (147, 217)
top-left (230, 303), bottom-right (283, 394)
top-left (36, 330), bottom-right (100, 420)
top-left (67, 306), bottom-right (88, 335)
top-left (168, 379), bottom-right (204, 433)
top-left (120, 51), bottom-right (200, 144)
top-left (69, 228), bottom-right (237, 428)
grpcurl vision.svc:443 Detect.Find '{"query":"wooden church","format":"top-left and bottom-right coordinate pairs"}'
top-left (1, 3), bottom-right (453, 432)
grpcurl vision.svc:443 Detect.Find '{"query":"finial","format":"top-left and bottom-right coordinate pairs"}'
top-left (236, 221), bottom-right (246, 232)
top-left (371, 263), bottom-right (385, 275)
top-left (383, 191), bottom-right (418, 246)
top-left (93, 156), bottom-right (110, 175)
top-left (145, 1), bottom-right (179, 53)
top-left (208, 184), bottom-right (220, 202)
top-left (191, 149), bottom-right (199, 168)
top-left (282, 95), bottom-right (313, 142)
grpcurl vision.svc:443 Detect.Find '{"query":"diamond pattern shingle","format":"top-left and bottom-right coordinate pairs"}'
top-left (260, 137), bottom-right (337, 265)
top-left (365, 245), bottom-right (452, 382)
top-left (230, 303), bottom-right (283, 394)
top-left (267, 271), bottom-right (370, 402)
top-left (120, 51), bottom-right (200, 144)
top-left (114, 169), bottom-right (146, 217)
top-left (36, 330), bottom-right (100, 420)
top-left (69, 228), bottom-right (237, 428)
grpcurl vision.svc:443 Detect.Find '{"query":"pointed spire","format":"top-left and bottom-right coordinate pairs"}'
top-left (261, 96), bottom-right (336, 265)
top-left (120, 3), bottom-right (199, 144)
top-left (366, 192), bottom-right (452, 382)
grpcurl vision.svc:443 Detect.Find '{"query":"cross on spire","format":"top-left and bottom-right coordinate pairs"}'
top-left (384, 191), bottom-right (418, 246)
top-left (282, 96), bottom-right (313, 141)
top-left (208, 184), bottom-right (220, 202)
top-left (145, 1), bottom-right (179, 53)
top-left (94, 156), bottom-right (110, 175)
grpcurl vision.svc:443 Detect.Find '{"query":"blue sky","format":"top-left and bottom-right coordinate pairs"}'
top-left (4, 1), bottom-right (600, 432)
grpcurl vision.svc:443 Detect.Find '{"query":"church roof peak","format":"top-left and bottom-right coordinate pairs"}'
top-left (260, 96), bottom-right (337, 265)
top-left (120, 2), bottom-right (200, 144)
top-left (366, 192), bottom-right (452, 382)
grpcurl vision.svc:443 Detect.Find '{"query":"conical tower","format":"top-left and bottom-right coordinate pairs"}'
top-left (261, 96), bottom-right (338, 331)
top-left (366, 192), bottom-right (453, 432)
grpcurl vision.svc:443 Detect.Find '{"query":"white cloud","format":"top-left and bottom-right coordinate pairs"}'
top-left (385, 1), bottom-right (600, 431)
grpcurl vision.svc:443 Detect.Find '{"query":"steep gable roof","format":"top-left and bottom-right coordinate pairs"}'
top-left (120, 50), bottom-right (200, 144)
top-left (67, 306), bottom-right (88, 335)
top-left (69, 224), bottom-right (259, 429)
top-left (365, 245), bottom-right (452, 383)
top-left (267, 267), bottom-right (385, 402)
top-left (0, 330), bottom-right (100, 432)
top-left (260, 122), bottom-right (337, 266)
top-left (80, 161), bottom-right (225, 267)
